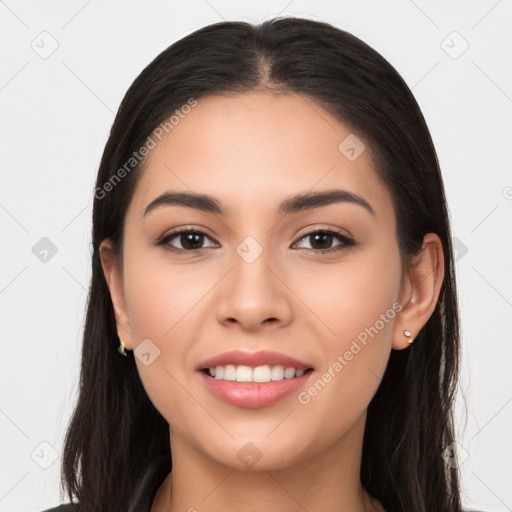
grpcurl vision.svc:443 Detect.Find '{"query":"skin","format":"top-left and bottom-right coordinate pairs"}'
top-left (99, 92), bottom-right (444, 512)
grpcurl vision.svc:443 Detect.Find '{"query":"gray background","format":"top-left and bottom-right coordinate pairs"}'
top-left (0, 1), bottom-right (511, 511)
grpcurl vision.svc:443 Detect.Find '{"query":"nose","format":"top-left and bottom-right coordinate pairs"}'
top-left (215, 242), bottom-right (293, 332)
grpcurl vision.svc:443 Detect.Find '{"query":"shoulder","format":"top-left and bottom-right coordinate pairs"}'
top-left (39, 504), bottom-right (79, 512)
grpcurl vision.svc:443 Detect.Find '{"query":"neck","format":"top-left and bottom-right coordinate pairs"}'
top-left (152, 410), bottom-right (384, 512)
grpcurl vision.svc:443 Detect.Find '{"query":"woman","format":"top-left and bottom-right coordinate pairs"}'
top-left (42, 16), bottom-right (474, 512)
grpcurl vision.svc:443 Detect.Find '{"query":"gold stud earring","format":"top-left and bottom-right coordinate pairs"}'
top-left (118, 338), bottom-right (128, 357)
top-left (404, 330), bottom-right (414, 344)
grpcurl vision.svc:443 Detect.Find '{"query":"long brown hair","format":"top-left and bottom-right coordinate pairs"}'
top-left (61, 16), bottom-right (463, 512)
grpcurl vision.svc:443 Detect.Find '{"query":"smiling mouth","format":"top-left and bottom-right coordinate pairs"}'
top-left (200, 364), bottom-right (314, 383)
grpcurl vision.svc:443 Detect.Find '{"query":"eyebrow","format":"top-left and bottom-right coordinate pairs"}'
top-left (143, 189), bottom-right (375, 217)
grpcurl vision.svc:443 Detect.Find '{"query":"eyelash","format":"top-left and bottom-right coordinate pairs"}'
top-left (154, 227), bottom-right (355, 255)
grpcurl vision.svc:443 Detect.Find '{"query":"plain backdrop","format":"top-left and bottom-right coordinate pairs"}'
top-left (0, 1), bottom-right (511, 511)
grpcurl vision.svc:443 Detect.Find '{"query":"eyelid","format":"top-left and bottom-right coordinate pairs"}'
top-left (295, 224), bottom-right (353, 241)
top-left (156, 225), bottom-right (217, 241)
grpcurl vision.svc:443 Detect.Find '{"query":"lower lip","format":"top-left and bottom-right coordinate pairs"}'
top-left (198, 370), bottom-right (313, 408)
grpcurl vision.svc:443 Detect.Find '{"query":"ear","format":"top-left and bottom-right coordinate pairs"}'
top-left (392, 233), bottom-right (445, 350)
top-left (99, 239), bottom-right (135, 350)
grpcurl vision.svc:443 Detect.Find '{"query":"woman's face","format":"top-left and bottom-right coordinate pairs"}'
top-left (103, 92), bottom-right (407, 470)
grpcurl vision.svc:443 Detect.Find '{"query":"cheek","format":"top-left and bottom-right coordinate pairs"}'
top-left (299, 245), bottom-right (402, 348)
top-left (336, 257), bottom-right (401, 345)
top-left (295, 245), bottom-right (401, 414)
top-left (121, 250), bottom-right (215, 420)
top-left (123, 247), bottom-right (216, 342)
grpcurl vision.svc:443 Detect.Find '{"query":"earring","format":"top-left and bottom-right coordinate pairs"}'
top-left (404, 330), bottom-right (414, 344)
top-left (118, 338), bottom-right (128, 357)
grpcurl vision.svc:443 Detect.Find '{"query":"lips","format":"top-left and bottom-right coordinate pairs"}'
top-left (196, 349), bottom-right (314, 371)
top-left (196, 350), bottom-right (315, 408)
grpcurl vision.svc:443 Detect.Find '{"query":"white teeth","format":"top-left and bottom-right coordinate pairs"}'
top-left (235, 365), bottom-right (253, 382)
top-left (253, 365), bottom-right (271, 383)
top-left (208, 364), bottom-right (308, 382)
top-left (223, 364), bottom-right (236, 381)
top-left (284, 367), bottom-right (296, 379)
top-left (271, 365), bottom-right (284, 380)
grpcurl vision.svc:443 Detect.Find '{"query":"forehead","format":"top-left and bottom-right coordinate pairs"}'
top-left (128, 92), bottom-right (392, 220)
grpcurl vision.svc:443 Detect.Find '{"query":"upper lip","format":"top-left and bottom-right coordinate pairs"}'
top-left (197, 350), bottom-right (314, 371)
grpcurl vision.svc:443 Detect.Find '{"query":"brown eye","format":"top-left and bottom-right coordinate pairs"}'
top-left (177, 232), bottom-right (206, 250)
top-left (294, 229), bottom-right (355, 254)
top-left (156, 228), bottom-right (217, 252)
top-left (308, 232), bottom-right (335, 251)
